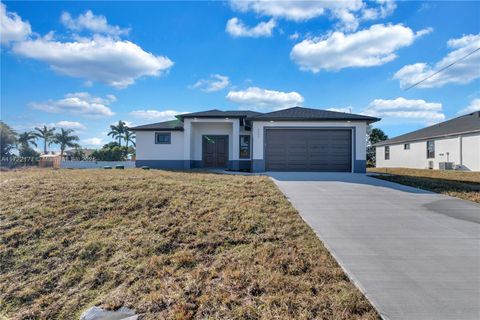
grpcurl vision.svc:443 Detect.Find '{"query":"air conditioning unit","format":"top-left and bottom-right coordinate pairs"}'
top-left (428, 161), bottom-right (434, 169)
top-left (439, 162), bottom-right (454, 170)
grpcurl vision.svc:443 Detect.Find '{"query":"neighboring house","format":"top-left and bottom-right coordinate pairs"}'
top-left (374, 111), bottom-right (480, 171)
top-left (130, 107), bottom-right (379, 173)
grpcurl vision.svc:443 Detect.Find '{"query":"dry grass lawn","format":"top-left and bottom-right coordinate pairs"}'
top-left (368, 167), bottom-right (480, 203)
top-left (0, 169), bottom-right (378, 320)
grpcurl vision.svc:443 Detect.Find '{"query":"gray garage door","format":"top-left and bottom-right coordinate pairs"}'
top-left (265, 129), bottom-right (352, 172)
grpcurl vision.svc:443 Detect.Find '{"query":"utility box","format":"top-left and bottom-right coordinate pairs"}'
top-left (439, 162), bottom-right (454, 170)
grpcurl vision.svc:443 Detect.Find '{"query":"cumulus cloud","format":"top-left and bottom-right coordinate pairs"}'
top-left (13, 35), bottom-right (173, 88)
top-left (191, 74), bottom-right (230, 92)
top-left (55, 121), bottom-right (87, 130)
top-left (327, 107), bottom-right (353, 113)
top-left (30, 92), bottom-right (116, 117)
top-left (394, 33), bottom-right (480, 89)
top-left (290, 24), bottom-right (430, 72)
top-left (83, 137), bottom-right (105, 146)
top-left (129, 109), bottom-right (187, 122)
top-left (226, 17), bottom-right (276, 37)
top-left (226, 87), bottom-right (304, 109)
top-left (229, 0), bottom-right (395, 32)
top-left (0, 3), bottom-right (32, 45)
top-left (457, 98), bottom-right (480, 116)
top-left (61, 10), bottom-right (129, 36)
top-left (363, 97), bottom-right (445, 125)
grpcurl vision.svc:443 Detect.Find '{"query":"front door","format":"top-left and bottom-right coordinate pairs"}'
top-left (202, 135), bottom-right (229, 168)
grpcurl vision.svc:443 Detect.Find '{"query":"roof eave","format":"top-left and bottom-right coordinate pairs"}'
top-left (248, 117), bottom-right (380, 123)
top-left (373, 129), bottom-right (480, 147)
top-left (130, 127), bottom-right (184, 132)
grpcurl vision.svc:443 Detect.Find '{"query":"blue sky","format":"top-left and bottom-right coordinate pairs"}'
top-left (1, 0), bottom-right (479, 149)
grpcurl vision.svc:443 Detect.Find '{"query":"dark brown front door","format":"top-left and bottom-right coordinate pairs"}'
top-left (202, 135), bottom-right (229, 168)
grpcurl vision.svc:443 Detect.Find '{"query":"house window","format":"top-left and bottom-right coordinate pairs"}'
top-left (427, 140), bottom-right (435, 159)
top-left (404, 143), bottom-right (410, 150)
top-left (155, 132), bottom-right (171, 144)
top-left (385, 146), bottom-right (390, 160)
top-left (239, 135), bottom-right (251, 159)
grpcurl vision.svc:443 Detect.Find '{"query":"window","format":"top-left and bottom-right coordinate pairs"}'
top-left (155, 132), bottom-right (171, 144)
top-left (404, 143), bottom-right (410, 150)
top-left (239, 135), bottom-right (251, 159)
top-left (427, 140), bottom-right (435, 159)
top-left (385, 146), bottom-right (390, 160)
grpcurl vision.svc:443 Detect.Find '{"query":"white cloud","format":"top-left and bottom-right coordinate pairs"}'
top-left (290, 24), bottom-right (430, 72)
top-left (226, 17), bottom-right (276, 38)
top-left (83, 137), bottom-right (104, 146)
top-left (361, 0), bottom-right (396, 21)
top-left (13, 35), bottom-right (173, 88)
top-left (229, 0), bottom-right (396, 32)
top-left (61, 10), bottom-right (129, 37)
top-left (30, 92), bottom-right (116, 117)
top-left (0, 3), bottom-right (32, 45)
top-left (363, 97), bottom-right (445, 125)
top-left (226, 86), bottom-right (304, 109)
top-left (191, 74), bottom-right (230, 92)
top-left (394, 33), bottom-right (480, 89)
top-left (129, 109), bottom-right (186, 122)
top-left (457, 98), bottom-right (480, 116)
top-left (327, 107), bottom-right (353, 113)
top-left (55, 121), bottom-right (86, 130)
top-left (289, 32), bottom-right (300, 40)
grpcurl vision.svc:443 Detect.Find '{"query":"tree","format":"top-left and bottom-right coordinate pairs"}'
top-left (124, 129), bottom-right (136, 148)
top-left (91, 143), bottom-right (127, 161)
top-left (108, 121), bottom-right (127, 147)
top-left (0, 121), bottom-right (17, 157)
top-left (34, 125), bottom-right (56, 154)
top-left (53, 128), bottom-right (80, 158)
top-left (367, 127), bottom-right (388, 167)
top-left (17, 131), bottom-right (38, 150)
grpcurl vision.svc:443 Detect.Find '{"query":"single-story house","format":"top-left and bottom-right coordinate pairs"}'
top-left (374, 111), bottom-right (480, 171)
top-left (130, 106), bottom-right (380, 173)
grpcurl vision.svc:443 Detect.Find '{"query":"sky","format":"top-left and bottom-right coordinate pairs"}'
top-left (1, 0), bottom-right (479, 149)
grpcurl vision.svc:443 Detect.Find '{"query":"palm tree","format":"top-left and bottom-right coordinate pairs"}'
top-left (53, 128), bottom-right (80, 158)
top-left (17, 131), bottom-right (38, 150)
top-left (34, 125), bottom-right (56, 154)
top-left (108, 121), bottom-right (127, 147)
top-left (124, 129), bottom-right (136, 148)
top-left (0, 121), bottom-right (17, 157)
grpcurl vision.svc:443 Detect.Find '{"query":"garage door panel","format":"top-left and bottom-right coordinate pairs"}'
top-left (265, 129), bottom-right (352, 172)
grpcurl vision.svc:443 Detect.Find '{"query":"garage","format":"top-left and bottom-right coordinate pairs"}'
top-left (265, 129), bottom-right (352, 172)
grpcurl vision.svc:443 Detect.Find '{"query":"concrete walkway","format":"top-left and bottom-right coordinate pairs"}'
top-left (269, 172), bottom-right (480, 320)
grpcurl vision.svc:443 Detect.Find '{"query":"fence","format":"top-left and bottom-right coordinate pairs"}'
top-left (60, 160), bottom-right (135, 169)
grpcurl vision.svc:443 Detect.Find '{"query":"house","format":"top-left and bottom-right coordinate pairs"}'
top-left (130, 106), bottom-right (380, 172)
top-left (374, 111), bottom-right (480, 171)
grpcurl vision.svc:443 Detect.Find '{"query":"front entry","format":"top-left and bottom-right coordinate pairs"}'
top-left (202, 135), bottom-right (229, 168)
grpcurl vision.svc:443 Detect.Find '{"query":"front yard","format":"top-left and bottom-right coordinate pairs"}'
top-left (0, 169), bottom-right (377, 320)
top-left (368, 168), bottom-right (480, 203)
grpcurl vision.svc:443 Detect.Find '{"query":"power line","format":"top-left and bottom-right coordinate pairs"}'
top-left (404, 46), bottom-right (480, 91)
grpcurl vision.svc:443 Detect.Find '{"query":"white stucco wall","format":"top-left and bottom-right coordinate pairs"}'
top-left (251, 121), bottom-right (367, 161)
top-left (375, 132), bottom-right (480, 171)
top-left (135, 131), bottom-right (184, 160)
top-left (462, 133), bottom-right (480, 171)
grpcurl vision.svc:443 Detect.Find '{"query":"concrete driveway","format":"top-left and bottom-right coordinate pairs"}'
top-left (269, 172), bottom-right (480, 320)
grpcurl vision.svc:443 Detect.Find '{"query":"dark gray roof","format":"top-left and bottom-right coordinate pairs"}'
top-left (247, 106), bottom-right (380, 123)
top-left (178, 109), bottom-right (262, 119)
top-left (374, 111), bottom-right (480, 146)
top-left (130, 119), bottom-right (184, 131)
